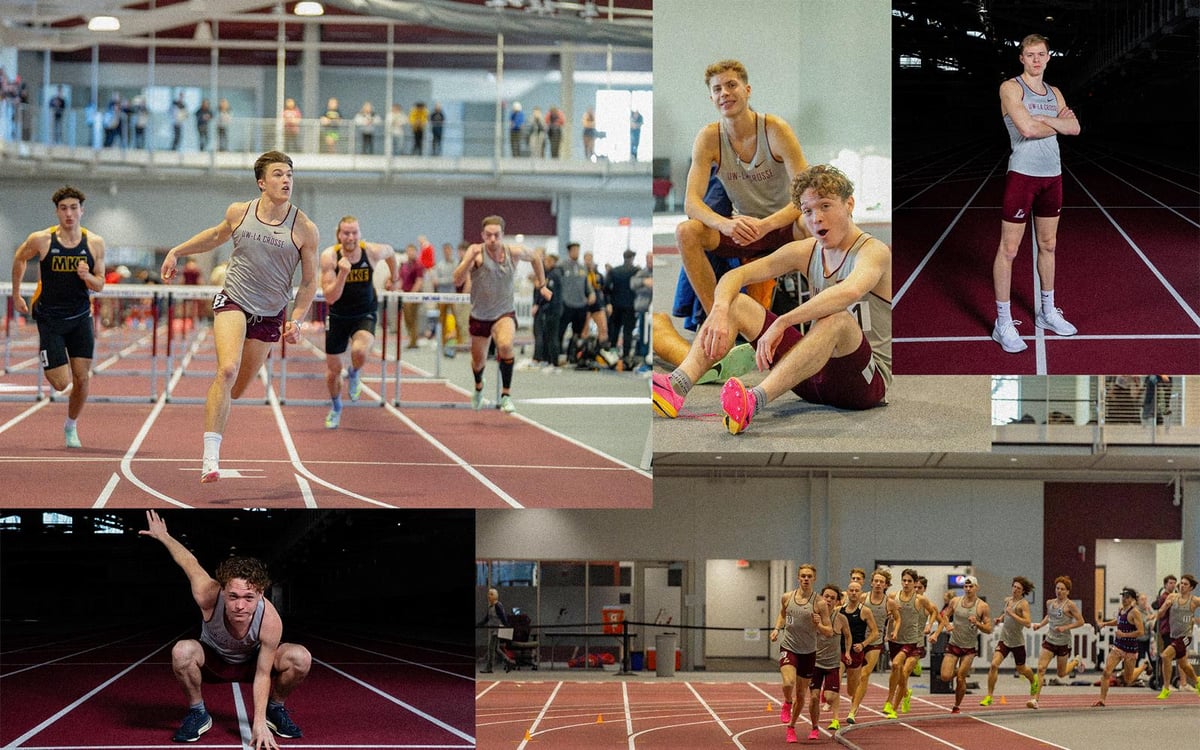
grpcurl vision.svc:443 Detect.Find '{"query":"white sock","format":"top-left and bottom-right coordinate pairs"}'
top-left (996, 300), bottom-right (1012, 326)
top-left (64, 418), bottom-right (77, 430)
top-left (1040, 289), bottom-right (1055, 314)
top-left (203, 432), bottom-right (222, 462)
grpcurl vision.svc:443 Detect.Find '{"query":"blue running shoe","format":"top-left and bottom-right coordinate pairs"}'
top-left (266, 703), bottom-right (303, 738)
top-left (172, 707), bottom-right (212, 743)
top-left (347, 369), bottom-right (362, 401)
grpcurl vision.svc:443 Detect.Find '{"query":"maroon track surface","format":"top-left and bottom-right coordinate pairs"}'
top-left (1, 625), bottom-right (475, 748)
top-left (893, 147), bottom-right (1200, 375)
top-left (0, 324), bottom-right (650, 508)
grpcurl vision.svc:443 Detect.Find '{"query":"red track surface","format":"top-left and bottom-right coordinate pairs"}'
top-left (0, 326), bottom-right (650, 508)
top-left (893, 148), bottom-right (1200, 375)
top-left (1, 625), bottom-right (475, 748)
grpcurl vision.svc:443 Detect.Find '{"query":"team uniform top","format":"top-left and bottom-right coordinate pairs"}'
top-left (716, 112), bottom-right (792, 219)
top-left (1112, 606), bottom-right (1140, 653)
top-left (469, 245), bottom-right (518, 321)
top-left (814, 614), bottom-right (846, 670)
top-left (806, 231), bottom-right (892, 388)
top-left (1168, 594), bottom-right (1195, 638)
top-left (1044, 599), bottom-right (1073, 646)
top-left (779, 591), bottom-right (818, 655)
top-left (999, 599), bottom-right (1026, 648)
top-left (223, 199), bottom-right (301, 316)
top-left (200, 596), bottom-right (265, 664)
top-left (949, 599), bottom-right (981, 650)
top-left (893, 592), bottom-right (923, 645)
top-left (329, 244), bottom-right (376, 318)
top-left (864, 593), bottom-right (888, 646)
top-left (1004, 77), bottom-right (1061, 177)
top-left (843, 603), bottom-right (869, 646)
top-left (32, 228), bottom-right (94, 320)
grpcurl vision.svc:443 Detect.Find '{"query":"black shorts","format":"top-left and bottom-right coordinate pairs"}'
top-left (37, 314), bottom-right (94, 370)
top-left (325, 313), bottom-right (376, 355)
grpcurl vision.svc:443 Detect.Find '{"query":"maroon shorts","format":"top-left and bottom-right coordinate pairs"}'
top-left (863, 642), bottom-right (884, 657)
top-left (847, 647), bottom-right (867, 669)
top-left (889, 642), bottom-right (921, 661)
top-left (1041, 639), bottom-right (1072, 658)
top-left (754, 312), bottom-right (887, 410)
top-left (713, 224), bottom-right (797, 259)
top-left (946, 643), bottom-right (977, 659)
top-left (200, 641), bottom-right (258, 683)
top-left (1002, 171), bottom-right (1062, 223)
top-left (810, 665), bottom-right (841, 693)
top-left (212, 291), bottom-right (286, 343)
top-left (468, 311), bottom-right (517, 339)
top-left (779, 648), bottom-right (817, 679)
top-left (1167, 635), bottom-right (1194, 657)
top-left (996, 641), bottom-right (1028, 666)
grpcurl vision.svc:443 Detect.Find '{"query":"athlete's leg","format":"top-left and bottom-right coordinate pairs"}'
top-left (675, 219), bottom-right (723, 313)
top-left (985, 649), bottom-right (1004, 699)
top-left (1177, 648), bottom-right (1199, 687)
top-left (349, 329), bottom-right (373, 373)
top-left (1098, 649), bottom-right (1121, 703)
top-left (66, 356), bottom-right (91, 419)
top-left (1159, 643), bottom-right (1177, 692)
top-left (844, 666), bottom-right (861, 717)
top-left (663, 293), bottom-right (768, 391)
top-left (1033, 215), bottom-right (1061, 295)
top-left (325, 353), bottom-right (344, 397)
top-left (849, 649), bottom-right (879, 717)
top-left (755, 310), bottom-right (862, 403)
top-left (270, 643), bottom-right (312, 701)
top-left (43, 363), bottom-right (71, 392)
top-left (954, 655), bottom-right (973, 707)
top-left (1122, 651), bottom-right (1145, 685)
top-left (170, 639), bottom-right (206, 705)
top-left (230, 339), bottom-right (273, 400)
top-left (491, 316), bottom-right (517, 397)
top-left (205, 311), bottom-right (249, 434)
top-left (993, 220), bottom-right (1028, 303)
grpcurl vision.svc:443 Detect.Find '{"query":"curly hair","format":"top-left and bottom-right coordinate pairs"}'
top-left (790, 164), bottom-right (854, 207)
top-left (871, 568), bottom-right (892, 586)
top-left (1012, 576), bottom-right (1035, 598)
top-left (215, 556), bottom-right (271, 592)
top-left (52, 186), bottom-right (86, 206)
top-left (1054, 575), bottom-right (1072, 593)
top-left (704, 59), bottom-right (748, 87)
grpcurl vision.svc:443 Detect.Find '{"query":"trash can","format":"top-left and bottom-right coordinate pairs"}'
top-left (655, 633), bottom-right (678, 677)
top-left (929, 632), bottom-right (953, 693)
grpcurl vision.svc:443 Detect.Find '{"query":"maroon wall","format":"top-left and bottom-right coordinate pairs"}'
top-left (463, 199), bottom-right (556, 240)
top-left (1043, 483), bottom-right (1180, 615)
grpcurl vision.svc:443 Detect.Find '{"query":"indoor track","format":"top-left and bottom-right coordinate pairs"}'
top-left (0, 308), bottom-right (650, 508)
top-left (893, 141), bottom-right (1199, 375)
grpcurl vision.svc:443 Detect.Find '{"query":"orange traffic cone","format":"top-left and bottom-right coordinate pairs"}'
top-left (523, 729), bottom-right (533, 741)
top-left (596, 714), bottom-right (604, 724)
top-left (999, 695), bottom-right (1007, 705)
top-left (766, 701), bottom-right (774, 713)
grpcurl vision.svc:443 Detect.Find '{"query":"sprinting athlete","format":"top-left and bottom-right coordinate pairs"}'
top-left (11, 186), bottom-right (108, 449)
top-left (1155, 573), bottom-right (1200, 700)
top-left (1028, 575), bottom-right (1086, 708)
top-left (770, 563), bottom-right (833, 744)
top-left (808, 584), bottom-right (853, 739)
top-left (981, 576), bottom-right (1039, 706)
top-left (1094, 587), bottom-right (1146, 706)
top-left (839, 577), bottom-right (879, 727)
top-left (940, 576), bottom-right (993, 713)
top-left (319, 216), bottom-right (398, 429)
top-left (882, 569), bottom-right (942, 719)
top-left (847, 568), bottom-right (898, 724)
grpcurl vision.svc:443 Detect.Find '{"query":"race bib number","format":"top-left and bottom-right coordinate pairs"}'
top-left (212, 292), bottom-right (230, 312)
top-left (847, 300), bottom-right (871, 332)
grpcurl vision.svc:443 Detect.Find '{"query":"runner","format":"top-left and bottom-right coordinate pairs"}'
top-left (769, 563), bottom-right (833, 744)
top-left (1094, 587), bottom-right (1146, 706)
top-left (939, 576), bottom-right (993, 713)
top-left (1028, 575), bottom-right (1086, 708)
top-left (847, 568), bottom-right (898, 724)
top-left (981, 576), bottom-right (1039, 706)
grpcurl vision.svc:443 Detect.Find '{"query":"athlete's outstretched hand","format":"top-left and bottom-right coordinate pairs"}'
top-left (139, 509), bottom-right (171, 543)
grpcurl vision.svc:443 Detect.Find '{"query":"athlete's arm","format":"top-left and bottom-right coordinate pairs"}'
top-left (286, 214), bottom-right (321, 343)
top-left (1000, 80), bottom-right (1056, 140)
top-left (859, 606), bottom-right (879, 651)
top-left (250, 603), bottom-right (283, 750)
top-left (974, 601), bottom-right (994, 634)
top-left (838, 614), bottom-right (853, 663)
top-left (514, 246), bottom-right (552, 301)
top-left (1032, 88), bottom-right (1080, 136)
top-left (75, 232), bottom-right (107, 293)
top-left (1061, 601), bottom-right (1086, 632)
top-left (452, 243), bottom-right (482, 289)
top-left (1126, 608), bottom-right (1145, 639)
top-left (161, 202), bottom-right (241, 280)
top-left (138, 510), bottom-right (220, 612)
top-left (814, 599), bottom-right (834, 638)
top-left (1009, 599), bottom-right (1033, 628)
top-left (364, 243), bottom-right (398, 291)
top-left (682, 124), bottom-right (736, 235)
top-left (319, 247), bottom-right (347, 304)
top-left (10, 231), bottom-right (49, 315)
top-left (770, 592), bottom-right (789, 642)
top-left (756, 114), bottom-right (806, 234)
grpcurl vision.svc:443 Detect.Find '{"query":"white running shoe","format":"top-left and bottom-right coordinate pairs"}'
top-left (1036, 307), bottom-right (1077, 336)
top-left (200, 457), bottom-right (221, 484)
top-left (992, 319), bottom-right (1028, 353)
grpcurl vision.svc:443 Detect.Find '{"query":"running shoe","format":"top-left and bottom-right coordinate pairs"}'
top-left (1066, 658), bottom-right (1081, 679)
top-left (651, 372), bottom-right (684, 418)
top-left (808, 729), bottom-right (820, 740)
top-left (979, 696), bottom-right (993, 707)
top-left (64, 424), bottom-right (81, 449)
top-left (901, 689), bottom-right (912, 714)
top-left (785, 726), bottom-right (798, 744)
top-left (172, 707), bottom-right (212, 743)
top-left (1092, 700), bottom-right (1104, 707)
top-left (325, 408), bottom-right (341, 429)
top-left (820, 702), bottom-right (830, 713)
top-left (1156, 686), bottom-right (1171, 700)
top-left (347, 369), bottom-right (362, 401)
top-left (720, 376), bottom-right (756, 434)
top-left (471, 382), bottom-right (485, 411)
top-left (1036, 307), bottom-right (1077, 336)
top-left (499, 394), bottom-right (516, 414)
top-left (827, 719), bottom-right (840, 731)
top-left (1195, 680), bottom-right (1200, 697)
top-left (780, 701), bottom-right (792, 724)
top-left (882, 702), bottom-right (897, 719)
top-left (845, 716), bottom-right (856, 726)
top-left (1026, 698), bottom-right (1039, 709)
top-left (265, 703), bottom-right (303, 738)
top-left (696, 342), bottom-right (756, 384)
top-left (950, 705), bottom-right (961, 714)
top-left (992, 319), bottom-right (1028, 353)
top-left (912, 660), bottom-right (922, 676)
top-left (200, 457), bottom-right (220, 484)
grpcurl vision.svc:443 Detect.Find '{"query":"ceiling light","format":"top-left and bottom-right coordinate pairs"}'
top-left (87, 15), bottom-right (120, 32)
top-left (294, 1), bottom-right (324, 16)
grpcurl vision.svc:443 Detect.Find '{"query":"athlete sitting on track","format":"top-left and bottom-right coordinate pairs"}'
top-left (653, 164), bottom-right (891, 435)
top-left (161, 151), bottom-right (320, 483)
top-left (319, 216), bottom-right (398, 429)
top-left (10, 186), bottom-right (108, 449)
top-left (140, 510), bottom-right (311, 748)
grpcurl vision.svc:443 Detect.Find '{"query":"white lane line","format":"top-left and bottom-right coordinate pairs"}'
top-left (294, 473), bottom-right (318, 508)
top-left (232, 682), bottom-right (253, 749)
top-left (92, 472), bottom-right (121, 508)
top-left (516, 680), bottom-right (563, 750)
